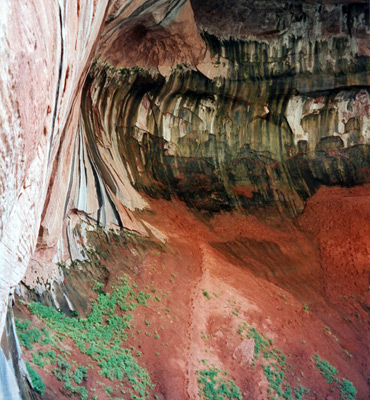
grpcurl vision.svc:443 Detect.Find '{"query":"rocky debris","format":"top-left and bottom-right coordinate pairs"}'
top-left (233, 339), bottom-right (255, 365)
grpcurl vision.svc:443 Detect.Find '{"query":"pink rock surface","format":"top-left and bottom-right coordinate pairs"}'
top-left (0, 0), bottom-right (109, 333)
top-left (233, 339), bottom-right (255, 365)
top-left (1, 0), bottom-right (370, 345)
top-left (0, 0), bottom-right (196, 335)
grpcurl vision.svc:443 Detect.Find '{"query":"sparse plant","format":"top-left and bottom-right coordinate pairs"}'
top-left (340, 378), bottom-right (357, 400)
top-left (314, 354), bottom-right (356, 399)
top-left (26, 361), bottom-right (46, 395)
top-left (202, 290), bottom-right (211, 300)
top-left (197, 367), bottom-right (242, 400)
top-left (17, 275), bottom-right (154, 399)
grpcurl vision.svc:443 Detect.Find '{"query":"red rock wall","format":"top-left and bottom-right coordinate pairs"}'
top-left (0, 0), bottom-right (203, 337)
top-left (1, 0), bottom-right (370, 339)
top-left (0, 0), bottom-right (109, 333)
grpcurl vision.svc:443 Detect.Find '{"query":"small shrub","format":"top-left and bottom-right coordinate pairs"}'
top-left (293, 385), bottom-right (310, 399)
top-left (105, 385), bottom-right (113, 394)
top-left (314, 354), bottom-right (338, 383)
top-left (32, 352), bottom-right (46, 368)
top-left (314, 355), bottom-right (357, 400)
top-left (74, 366), bottom-right (88, 384)
top-left (26, 361), bottom-right (46, 395)
top-left (202, 290), bottom-right (211, 300)
top-left (22, 275), bottom-right (153, 399)
top-left (197, 368), bottom-right (242, 400)
top-left (15, 319), bottom-right (43, 350)
top-left (340, 378), bottom-right (357, 400)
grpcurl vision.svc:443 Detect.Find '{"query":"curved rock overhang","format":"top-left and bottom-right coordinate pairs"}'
top-left (0, 1), bottom-right (369, 398)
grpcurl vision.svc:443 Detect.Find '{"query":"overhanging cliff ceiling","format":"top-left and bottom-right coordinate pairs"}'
top-left (1, 0), bottom-right (370, 317)
top-left (0, 1), bottom-right (370, 399)
top-left (73, 0), bottom-right (370, 224)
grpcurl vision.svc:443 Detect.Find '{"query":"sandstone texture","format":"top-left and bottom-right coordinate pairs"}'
top-left (0, 0), bottom-right (110, 333)
top-left (0, 0), bottom-right (369, 399)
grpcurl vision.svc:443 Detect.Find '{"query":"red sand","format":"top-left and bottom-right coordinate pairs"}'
top-left (19, 184), bottom-right (370, 399)
top-left (131, 185), bottom-right (370, 399)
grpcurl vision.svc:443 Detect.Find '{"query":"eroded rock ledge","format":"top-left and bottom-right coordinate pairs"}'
top-left (0, 0), bottom-right (369, 398)
top-left (1, 0), bottom-right (369, 307)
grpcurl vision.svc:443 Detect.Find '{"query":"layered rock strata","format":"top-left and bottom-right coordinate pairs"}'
top-left (0, 0), bottom-right (367, 312)
top-left (78, 61), bottom-right (370, 220)
top-left (0, 3), bottom-right (110, 393)
top-left (0, 0), bottom-right (369, 397)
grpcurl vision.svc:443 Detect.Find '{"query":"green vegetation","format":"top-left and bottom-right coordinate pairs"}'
top-left (26, 361), bottom-right (46, 395)
top-left (202, 290), bottom-right (211, 300)
top-left (314, 354), bottom-right (338, 383)
top-left (16, 275), bottom-right (154, 399)
top-left (105, 385), bottom-right (113, 394)
top-left (314, 354), bottom-right (357, 399)
top-left (293, 386), bottom-right (310, 400)
top-left (340, 378), bottom-right (357, 400)
top-left (31, 351), bottom-right (47, 368)
top-left (52, 358), bottom-right (90, 399)
top-left (238, 323), bottom-right (309, 400)
top-left (239, 324), bottom-right (357, 400)
top-left (246, 327), bottom-right (270, 360)
top-left (74, 366), bottom-right (88, 384)
top-left (15, 319), bottom-right (44, 350)
top-left (237, 322), bottom-right (357, 399)
top-left (197, 367), bottom-right (242, 400)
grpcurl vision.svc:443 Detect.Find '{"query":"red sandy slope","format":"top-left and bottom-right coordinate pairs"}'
top-left (19, 184), bottom-right (370, 399)
top-left (128, 184), bottom-right (370, 399)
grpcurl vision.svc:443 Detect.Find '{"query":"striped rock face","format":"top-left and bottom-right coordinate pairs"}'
top-left (0, 0), bottom-right (205, 340)
top-left (2, 0), bottom-right (370, 332)
top-left (0, 0), bottom-right (110, 334)
top-left (0, 1), bottom-right (370, 398)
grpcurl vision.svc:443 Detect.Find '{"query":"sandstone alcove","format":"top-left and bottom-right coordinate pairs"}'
top-left (0, 1), bottom-right (369, 399)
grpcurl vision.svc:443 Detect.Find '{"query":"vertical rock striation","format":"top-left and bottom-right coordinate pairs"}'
top-left (75, 3), bottom-right (370, 218)
top-left (0, 0), bottom-right (109, 336)
top-left (18, 0), bottom-right (370, 290)
top-left (0, 0), bottom-right (370, 396)
top-left (0, 0), bottom-right (369, 327)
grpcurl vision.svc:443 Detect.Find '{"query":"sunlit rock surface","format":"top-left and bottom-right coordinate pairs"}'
top-left (0, 0), bottom-right (369, 398)
top-left (0, 0), bottom-right (109, 342)
top-left (1, 0), bottom-right (369, 310)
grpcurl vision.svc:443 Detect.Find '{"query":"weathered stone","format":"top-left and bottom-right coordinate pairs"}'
top-left (233, 339), bottom-right (255, 365)
top-left (0, 1), bottom-right (369, 396)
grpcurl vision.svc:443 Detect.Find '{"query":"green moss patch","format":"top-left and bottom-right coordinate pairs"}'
top-left (197, 367), bottom-right (242, 400)
top-left (16, 275), bottom-right (154, 400)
